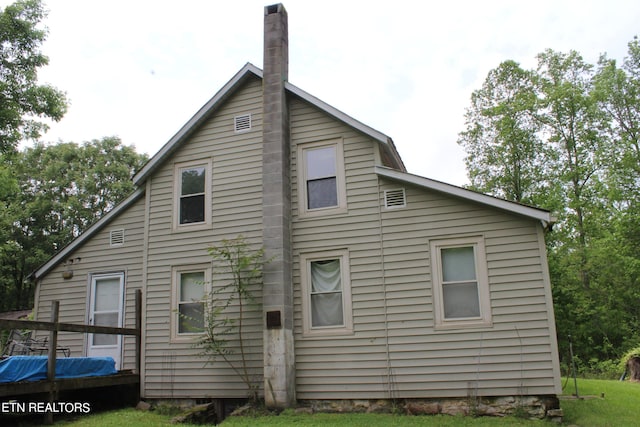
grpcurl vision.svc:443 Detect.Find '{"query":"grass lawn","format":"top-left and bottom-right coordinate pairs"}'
top-left (559, 377), bottom-right (640, 426)
top-left (42, 378), bottom-right (638, 426)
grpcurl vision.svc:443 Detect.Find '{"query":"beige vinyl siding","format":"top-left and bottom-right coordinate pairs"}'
top-left (378, 180), bottom-right (559, 398)
top-left (290, 92), bottom-right (558, 399)
top-left (34, 195), bottom-right (146, 370)
top-left (291, 96), bottom-right (391, 398)
top-left (142, 76), bottom-right (265, 399)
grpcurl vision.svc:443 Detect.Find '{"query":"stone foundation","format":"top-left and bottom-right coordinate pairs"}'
top-left (298, 396), bottom-right (562, 422)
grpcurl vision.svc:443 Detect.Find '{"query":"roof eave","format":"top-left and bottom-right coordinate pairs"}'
top-left (133, 63), bottom-right (263, 186)
top-left (284, 82), bottom-right (405, 170)
top-left (375, 166), bottom-right (553, 225)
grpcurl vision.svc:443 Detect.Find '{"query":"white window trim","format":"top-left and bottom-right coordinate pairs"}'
top-left (430, 236), bottom-right (492, 330)
top-left (173, 159), bottom-right (212, 231)
top-left (300, 249), bottom-right (353, 337)
top-left (297, 139), bottom-right (347, 218)
top-left (171, 265), bottom-right (211, 342)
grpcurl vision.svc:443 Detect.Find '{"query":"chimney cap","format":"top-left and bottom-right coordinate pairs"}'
top-left (265, 3), bottom-right (285, 15)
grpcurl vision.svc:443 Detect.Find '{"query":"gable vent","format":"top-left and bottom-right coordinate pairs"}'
top-left (234, 114), bottom-right (252, 132)
top-left (110, 229), bottom-right (125, 247)
top-left (385, 188), bottom-right (406, 209)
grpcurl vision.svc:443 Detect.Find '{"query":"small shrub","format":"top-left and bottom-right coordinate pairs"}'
top-left (621, 345), bottom-right (640, 381)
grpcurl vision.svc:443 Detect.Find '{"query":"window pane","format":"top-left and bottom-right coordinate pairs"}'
top-left (310, 259), bottom-right (343, 327)
top-left (311, 293), bottom-right (343, 327)
top-left (180, 272), bottom-right (204, 301)
top-left (180, 194), bottom-right (205, 224)
top-left (94, 278), bottom-right (120, 311)
top-left (310, 260), bottom-right (341, 292)
top-left (441, 246), bottom-right (476, 282)
top-left (307, 177), bottom-right (337, 209)
top-left (179, 302), bottom-right (204, 333)
top-left (443, 282), bottom-right (480, 318)
top-left (181, 167), bottom-right (205, 195)
top-left (92, 312), bottom-right (118, 345)
top-left (306, 146), bottom-right (336, 179)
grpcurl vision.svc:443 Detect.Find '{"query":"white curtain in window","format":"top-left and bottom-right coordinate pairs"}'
top-left (310, 260), bottom-right (343, 327)
top-left (179, 271), bottom-right (205, 333)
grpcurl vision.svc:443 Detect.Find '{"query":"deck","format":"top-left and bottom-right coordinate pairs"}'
top-left (0, 290), bottom-right (141, 423)
top-left (0, 370), bottom-right (139, 397)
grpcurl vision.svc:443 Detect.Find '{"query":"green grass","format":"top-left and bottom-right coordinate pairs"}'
top-left (560, 378), bottom-right (640, 426)
top-left (49, 408), bottom-right (176, 426)
top-left (219, 411), bottom-right (547, 426)
top-left (43, 378), bottom-right (639, 426)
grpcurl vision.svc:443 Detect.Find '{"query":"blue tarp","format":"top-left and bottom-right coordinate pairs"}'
top-left (0, 356), bottom-right (117, 383)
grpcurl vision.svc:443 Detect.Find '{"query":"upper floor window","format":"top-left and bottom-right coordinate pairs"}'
top-left (174, 160), bottom-right (211, 229)
top-left (430, 236), bottom-right (492, 329)
top-left (297, 140), bottom-right (346, 217)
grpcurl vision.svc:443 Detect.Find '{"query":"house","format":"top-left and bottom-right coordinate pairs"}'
top-left (31, 4), bottom-right (562, 417)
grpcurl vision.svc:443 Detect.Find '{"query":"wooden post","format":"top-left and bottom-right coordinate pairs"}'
top-left (45, 300), bottom-right (60, 425)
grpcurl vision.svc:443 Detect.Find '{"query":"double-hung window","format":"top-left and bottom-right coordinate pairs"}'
top-left (430, 236), bottom-right (492, 329)
top-left (174, 160), bottom-right (211, 228)
top-left (300, 250), bottom-right (352, 336)
top-left (172, 266), bottom-right (210, 339)
top-left (298, 140), bottom-right (346, 217)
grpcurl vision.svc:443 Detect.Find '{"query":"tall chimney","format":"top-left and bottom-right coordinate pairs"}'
top-left (262, 3), bottom-right (295, 408)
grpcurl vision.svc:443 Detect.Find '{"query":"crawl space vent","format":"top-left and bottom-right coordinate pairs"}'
top-left (234, 114), bottom-right (252, 132)
top-left (110, 229), bottom-right (125, 247)
top-left (385, 188), bottom-right (406, 209)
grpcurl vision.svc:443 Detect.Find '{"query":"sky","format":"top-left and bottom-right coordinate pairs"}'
top-left (12, 0), bottom-right (640, 186)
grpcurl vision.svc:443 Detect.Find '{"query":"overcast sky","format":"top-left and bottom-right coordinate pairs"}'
top-left (14, 0), bottom-right (640, 186)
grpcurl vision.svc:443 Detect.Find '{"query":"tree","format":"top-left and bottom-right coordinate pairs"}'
top-left (458, 60), bottom-right (547, 205)
top-left (535, 49), bottom-right (608, 290)
top-left (458, 42), bottom-right (640, 368)
top-left (0, 137), bottom-right (147, 311)
top-left (0, 0), bottom-right (67, 152)
top-left (193, 237), bottom-right (267, 401)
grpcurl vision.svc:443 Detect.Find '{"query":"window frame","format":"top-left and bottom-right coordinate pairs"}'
top-left (297, 139), bottom-right (347, 218)
top-left (300, 249), bottom-right (353, 337)
top-left (171, 265), bottom-right (211, 341)
top-left (430, 236), bottom-right (492, 329)
top-left (173, 159), bottom-right (212, 230)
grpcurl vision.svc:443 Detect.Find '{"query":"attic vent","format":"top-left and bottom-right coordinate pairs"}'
top-left (234, 114), bottom-right (252, 132)
top-left (385, 188), bottom-right (406, 209)
top-left (110, 229), bottom-right (125, 247)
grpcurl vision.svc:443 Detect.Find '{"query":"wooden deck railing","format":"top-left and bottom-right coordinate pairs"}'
top-left (0, 289), bottom-right (142, 424)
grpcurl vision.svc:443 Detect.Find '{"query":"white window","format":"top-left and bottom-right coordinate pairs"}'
top-left (174, 160), bottom-right (211, 229)
top-left (430, 236), bottom-right (492, 329)
top-left (300, 250), bottom-right (352, 336)
top-left (172, 266), bottom-right (210, 339)
top-left (297, 140), bottom-right (346, 217)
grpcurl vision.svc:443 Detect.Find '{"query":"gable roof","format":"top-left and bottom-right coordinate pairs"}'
top-left (375, 166), bottom-right (554, 228)
top-left (133, 63), bottom-right (404, 186)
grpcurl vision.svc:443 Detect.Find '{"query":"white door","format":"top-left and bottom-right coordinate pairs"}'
top-left (87, 273), bottom-right (124, 368)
